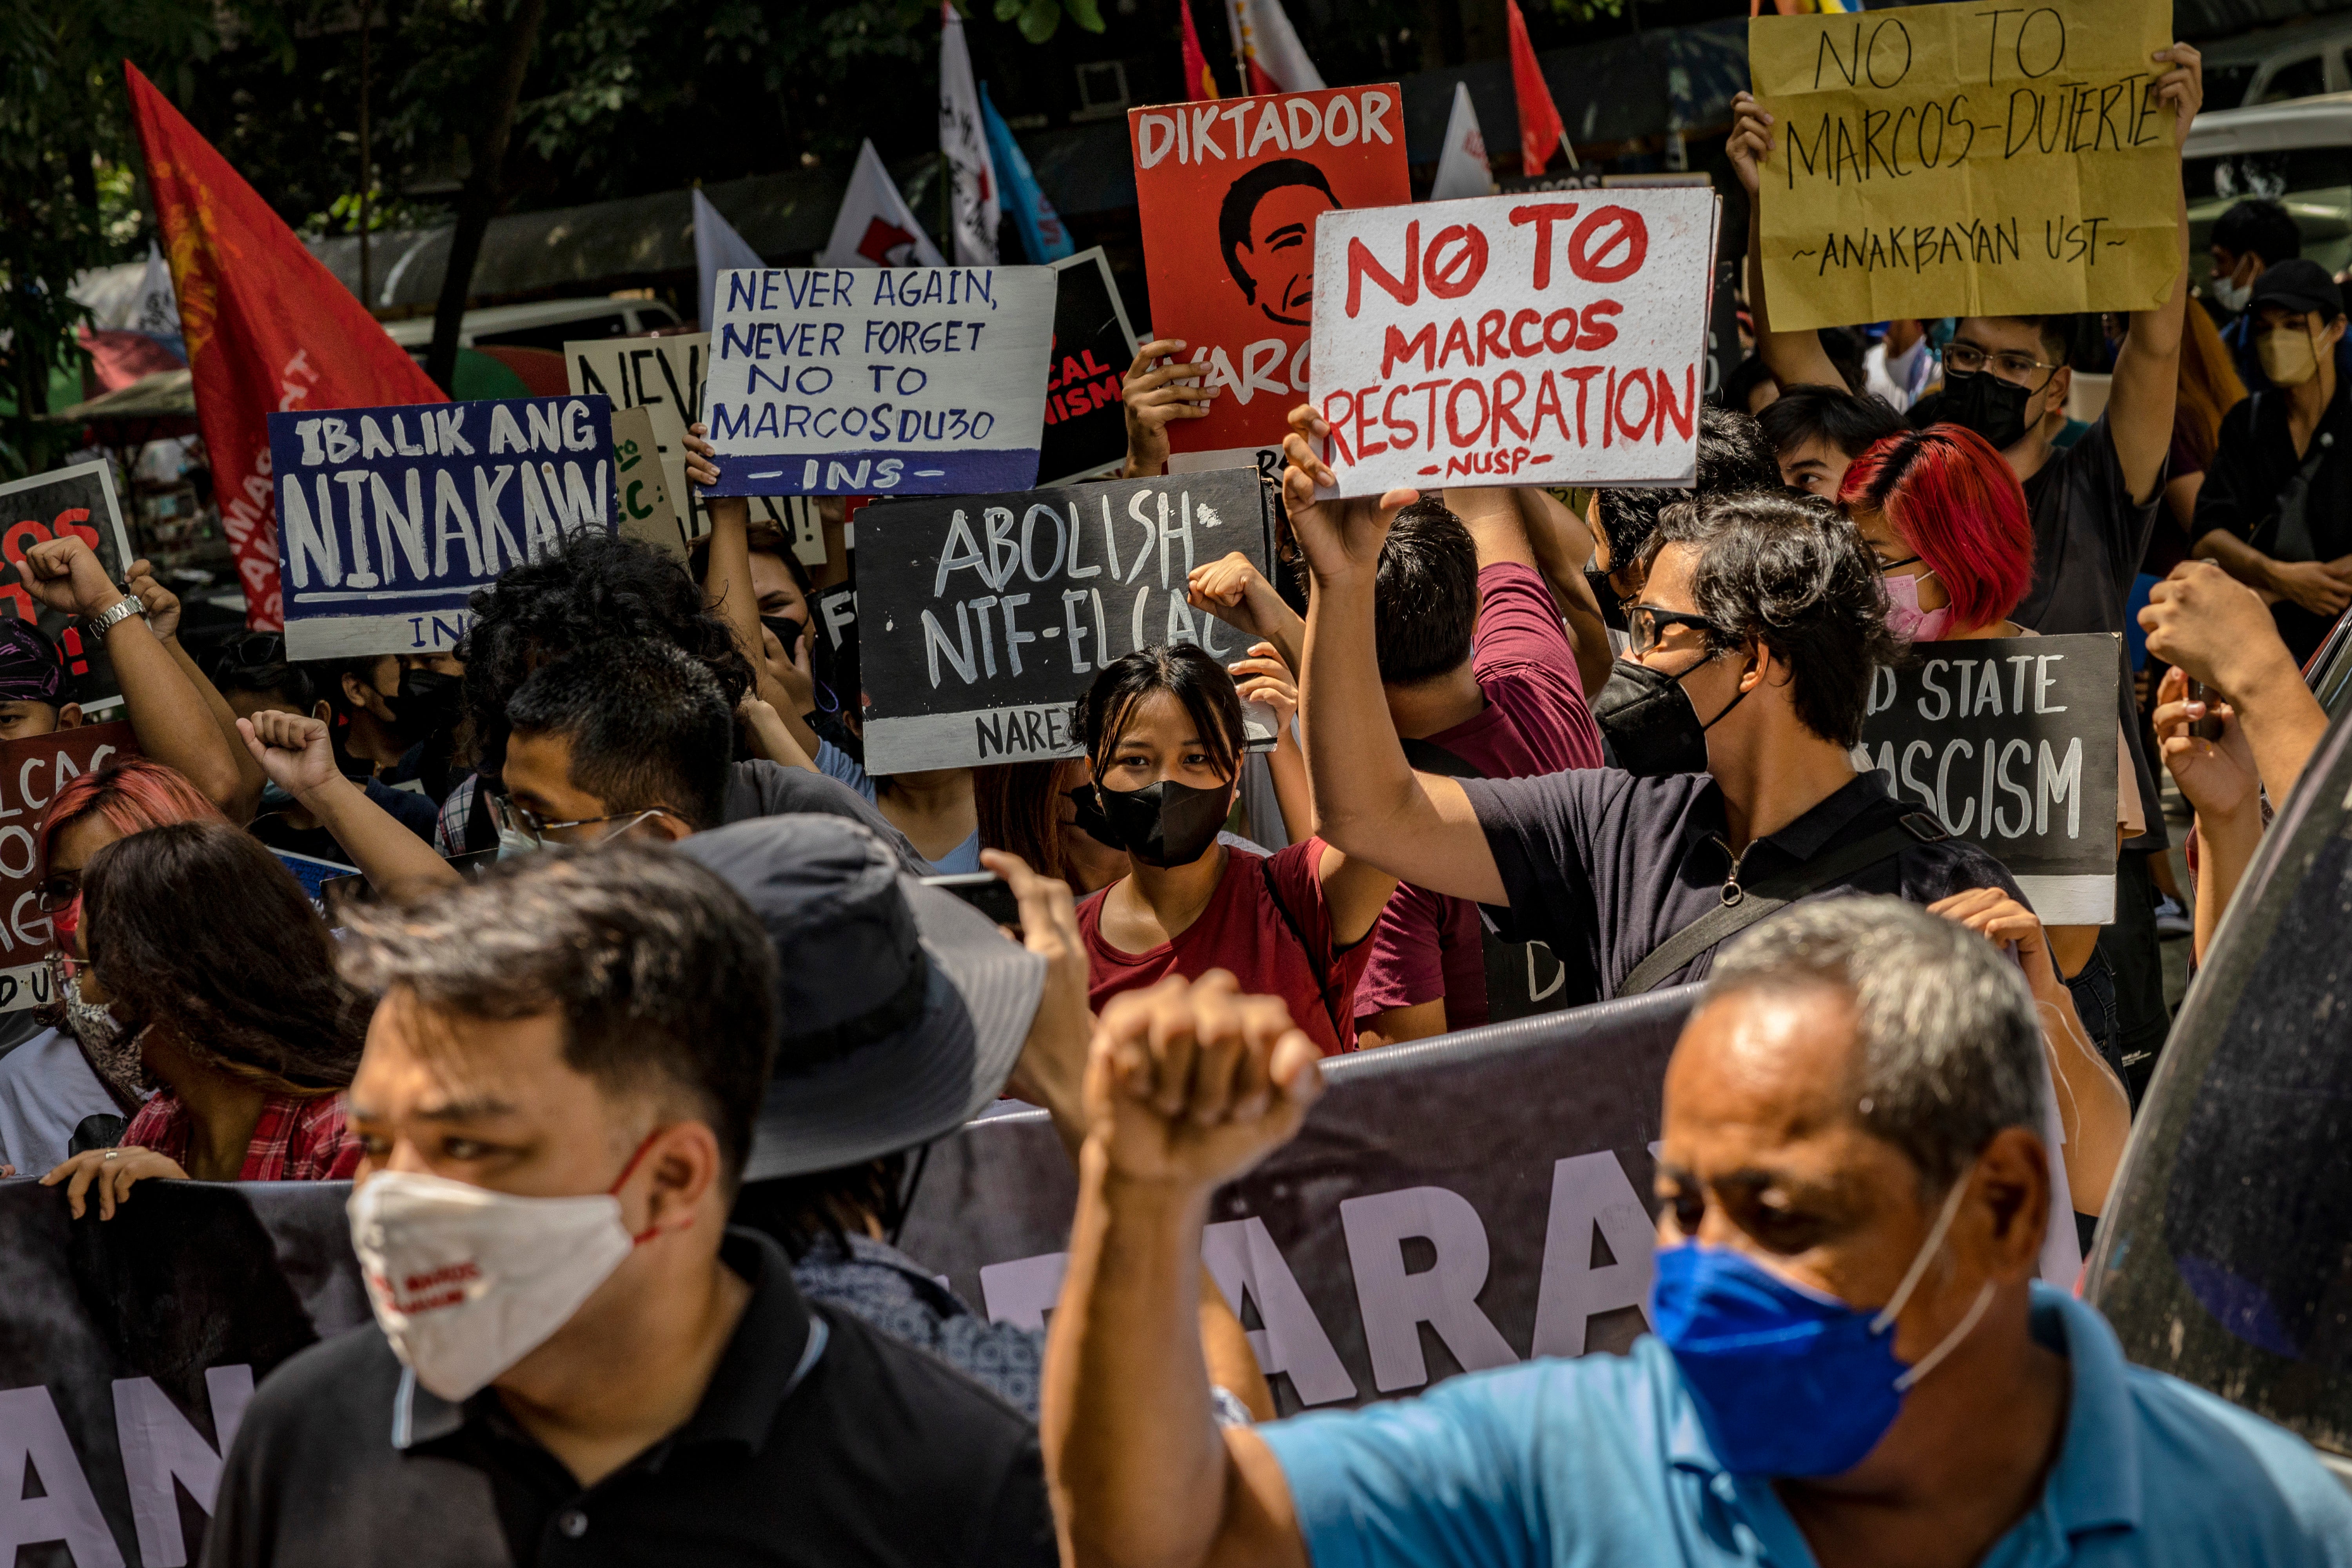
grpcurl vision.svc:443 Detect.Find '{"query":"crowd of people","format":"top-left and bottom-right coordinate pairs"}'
top-left (0, 29), bottom-right (2347, 1566)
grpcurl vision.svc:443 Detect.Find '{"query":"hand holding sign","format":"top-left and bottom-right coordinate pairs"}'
top-left (1281, 404), bottom-right (1417, 586)
top-left (1122, 339), bottom-right (1219, 476)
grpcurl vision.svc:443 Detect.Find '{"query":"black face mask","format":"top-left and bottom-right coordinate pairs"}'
top-left (1590, 653), bottom-right (1749, 779)
top-left (391, 668), bottom-right (463, 749)
top-left (1937, 366), bottom-right (2037, 451)
top-left (1086, 779), bottom-right (1231, 868)
top-left (1585, 565), bottom-right (1629, 634)
top-left (761, 614), bottom-right (806, 662)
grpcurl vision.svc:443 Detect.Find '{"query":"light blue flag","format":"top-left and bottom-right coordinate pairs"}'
top-left (979, 82), bottom-right (1072, 263)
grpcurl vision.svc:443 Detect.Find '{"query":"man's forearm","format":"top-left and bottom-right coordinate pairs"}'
top-left (163, 632), bottom-right (266, 820)
top-left (299, 775), bottom-right (462, 891)
top-left (1044, 1152), bottom-right (1231, 1568)
top-left (2191, 529), bottom-right (2279, 594)
top-left (2191, 804), bottom-right (2265, 964)
top-left (2234, 661), bottom-right (2329, 806)
top-left (1746, 197), bottom-right (1840, 389)
top-left (1299, 572), bottom-right (1424, 850)
top-left (106, 617), bottom-right (241, 808)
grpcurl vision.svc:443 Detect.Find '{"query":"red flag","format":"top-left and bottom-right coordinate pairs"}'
top-left (1179, 1), bottom-right (1220, 102)
top-left (1507, 0), bottom-right (1569, 178)
top-left (123, 62), bottom-right (445, 630)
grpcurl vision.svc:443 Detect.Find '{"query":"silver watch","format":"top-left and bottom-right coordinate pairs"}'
top-left (86, 596), bottom-right (148, 637)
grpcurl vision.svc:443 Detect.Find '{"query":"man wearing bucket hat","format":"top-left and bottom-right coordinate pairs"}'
top-left (681, 815), bottom-right (1270, 1421)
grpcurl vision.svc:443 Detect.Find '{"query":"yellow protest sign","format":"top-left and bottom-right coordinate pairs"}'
top-left (1750, 0), bottom-right (2178, 331)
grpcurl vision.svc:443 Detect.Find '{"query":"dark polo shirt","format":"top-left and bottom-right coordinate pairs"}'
top-left (1458, 768), bottom-right (2025, 999)
top-left (201, 1228), bottom-right (1055, 1568)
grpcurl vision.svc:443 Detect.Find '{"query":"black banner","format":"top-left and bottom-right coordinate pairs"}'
top-left (855, 468), bottom-right (1274, 773)
top-left (1039, 249), bottom-right (1140, 488)
top-left (1852, 633), bottom-right (2121, 924)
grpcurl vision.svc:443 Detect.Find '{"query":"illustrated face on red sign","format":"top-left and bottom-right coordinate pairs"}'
top-left (1131, 86), bottom-right (1411, 457)
top-left (1307, 188), bottom-right (1718, 495)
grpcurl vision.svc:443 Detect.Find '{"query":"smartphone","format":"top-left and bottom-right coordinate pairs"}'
top-left (1241, 695), bottom-right (1281, 753)
top-left (2186, 678), bottom-right (2227, 741)
top-left (923, 871), bottom-right (1021, 927)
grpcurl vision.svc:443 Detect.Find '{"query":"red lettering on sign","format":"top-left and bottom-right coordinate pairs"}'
top-left (1346, 223), bottom-right (1419, 318)
top-left (1508, 203), bottom-right (1581, 289)
top-left (1424, 225), bottom-right (1489, 299)
top-left (1568, 207), bottom-right (1649, 284)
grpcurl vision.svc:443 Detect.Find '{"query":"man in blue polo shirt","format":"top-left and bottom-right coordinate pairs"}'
top-left (1040, 900), bottom-right (2352, 1568)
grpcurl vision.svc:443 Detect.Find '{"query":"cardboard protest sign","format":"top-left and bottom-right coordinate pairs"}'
top-left (269, 395), bottom-right (618, 660)
top-left (701, 267), bottom-right (1056, 498)
top-left (0, 721), bottom-right (136, 1011)
top-left (1853, 633), bottom-right (2120, 922)
top-left (855, 469), bottom-right (1273, 773)
top-left (0, 462), bottom-right (140, 715)
top-left (1307, 188), bottom-right (1717, 495)
top-left (1132, 85), bottom-right (1412, 461)
top-left (1749, 0), bottom-right (2180, 332)
top-left (1039, 248), bottom-right (1141, 486)
top-left (611, 406), bottom-right (686, 561)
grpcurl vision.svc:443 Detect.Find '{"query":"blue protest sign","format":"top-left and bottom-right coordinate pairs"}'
top-left (701, 266), bottom-right (1056, 498)
top-left (269, 395), bottom-right (618, 659)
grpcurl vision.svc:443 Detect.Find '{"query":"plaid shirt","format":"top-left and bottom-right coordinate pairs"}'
top-left (121, 1089), bottom-right (362, 1180)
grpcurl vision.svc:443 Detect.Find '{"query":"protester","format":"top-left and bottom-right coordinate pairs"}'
top-left (0, 618), bottom-right (84, 739)
top-left (2143, 559), bottom-right (2332, 822)
top-left (204, 845), bottom-right (1056, 1566)
top-left (1039, 904), bottom-right (2352, 1567)
top-left (211, 633), bottom-right (316, 725)
top-left (1073, 643), bottom-right (1395, 1055)
top-left (1755, 382), bottom-right (1907, 497)
top-left (2159, 298), bottom-right (2249, 572)
top-left (0, 759), bottom-right (221, 1175)
top-left (688, 816), bottom-right (1270, 1422)
top-left (235, 653), bottom-right (441, 858)
top-left (2203, 197), bottom-right (2352, 392)
top-left (975, 755), bottom-right (1277, 896)
top-left (1583, 406), bottom-right (1781, 630)
top-left (38, 820), bottom-right (368, 1213)
top-left (1864, 318), bottom-right (1938, 412)
top-left (2190, 258), bottom-right (2352, 664)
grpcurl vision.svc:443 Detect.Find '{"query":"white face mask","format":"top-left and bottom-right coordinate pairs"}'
top-left (2211, 272), bottom-right (2254, 314)
top-left (346, 1140), bottom-right (657, 1401)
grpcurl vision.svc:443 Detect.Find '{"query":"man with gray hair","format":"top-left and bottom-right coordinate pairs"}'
top-left (1040, 899), bottom-right (2352, 1568)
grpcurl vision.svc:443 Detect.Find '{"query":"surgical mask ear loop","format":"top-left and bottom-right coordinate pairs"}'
top-left (1868, 1168), bottom-right (1998, 1391)
top-left (608, 1130), bottom-right (677, 1246)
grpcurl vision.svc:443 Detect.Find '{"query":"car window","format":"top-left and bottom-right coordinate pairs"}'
top-left (2085, 704), bottom-right (2352, 1461)
top-left (2257, 54), bottom-right (2328, 105)
top-left (2206, 63), bottom-right (2259, 110)
top-left (474, 313), bottom-right (631, 353)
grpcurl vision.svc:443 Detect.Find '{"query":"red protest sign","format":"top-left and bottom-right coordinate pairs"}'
top-left (1307, 189), bottom-right (1717, 495)
top-left (0, 721), bottom-right (139, 1011)
top-left (1131, 86), bottom-right (1412, 459)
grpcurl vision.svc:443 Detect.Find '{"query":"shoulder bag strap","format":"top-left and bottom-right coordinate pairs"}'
top-left (1617, 816), bottom-right (1941, 997)
top-left (1259, 854), bottom-right (1353, 1046)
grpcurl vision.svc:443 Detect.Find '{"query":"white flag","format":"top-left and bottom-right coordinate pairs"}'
top-left (693, 189), bottom-right (765, 330)
top-left (132, 240), bottom-right (182, 337)
top-left (817, 140), bottom-right (947, 270)
top-left (1225, 0), bottom-right (1324, 93)
top-left (939, 0), bottom-right (1000, 266)
top-left (1429, 83), bottom-right (1495, 202)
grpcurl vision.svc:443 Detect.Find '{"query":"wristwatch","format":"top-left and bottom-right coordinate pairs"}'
top-left (86, 596), bottom-right (149, 637)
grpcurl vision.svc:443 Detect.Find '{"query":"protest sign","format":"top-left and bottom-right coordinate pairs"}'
top-left (855, 468), bottom-right (1273, 773)
top-left (0, 722), bottom-right (137, 1012)
top-left (1131, 85), bottom-right (1412, 460)
top-left (1749, 0), bottom-right (2181, 332)
top-left (701, 267), bottom-right (1056, 498)
top-left (1853, 633), bottom-right (2120, 922)
top-left (0, 462), bottom-right (141, 714)
top-left (1038, 248), bottom-right (1141, 486)
top-left (269, 395), bottom-right (618, 660)
top-left (611, 405), bottom-right (686, 561)
top-left (1307, 188), bottom-right (1717, 496)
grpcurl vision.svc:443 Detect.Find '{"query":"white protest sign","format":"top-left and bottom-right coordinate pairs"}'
top-left (1307, 189), bottom-right (1716, 495)
top-left (702, 267), bottom-right (1056, 497)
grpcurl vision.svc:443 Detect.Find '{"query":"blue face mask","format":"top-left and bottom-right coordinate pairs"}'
top-left (259, 780), bottom-right (296, 811)
top-left (1648, 1170), bottom-right (1994, 1477)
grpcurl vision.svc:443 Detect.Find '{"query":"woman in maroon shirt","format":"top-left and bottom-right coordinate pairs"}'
top-left (1073, 645), bottom-right (1395, 1054)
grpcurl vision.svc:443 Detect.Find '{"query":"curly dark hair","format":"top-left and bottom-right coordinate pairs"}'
top-left (1639, 489), bottom-right (1900, 748)
top-left (1594, 404), bottom-right (1780, 568)
top-left (82, 821), bottom-right (371, 1095)
top-left (458, 532), bottom-right (754, 789)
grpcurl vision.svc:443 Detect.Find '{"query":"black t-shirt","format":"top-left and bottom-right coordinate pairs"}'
top-left (2013, 415), bottom-right (2167, 851)
top-left (201, 1228), bottom-right (1056, 1568)
top-left (2190, 383), bottom-right (2352, 664)
top-left (1457, 768), bottom-right (2026, 998)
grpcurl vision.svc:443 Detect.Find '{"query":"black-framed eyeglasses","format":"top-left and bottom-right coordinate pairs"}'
top-left (1942, 343), bottom-right (2062, 385)
top-left (35, 871), bottom-right (78, 913)
top-left (1625, 605), bottom-right (1720, 657)
top-left (490, 794), bottom-right (675, 848)
top-left (1875, 552), bottom-right (1924, 573)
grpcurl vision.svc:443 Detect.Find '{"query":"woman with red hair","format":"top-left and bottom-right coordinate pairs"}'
top-left (0, 759), bottom-right (221, 1176)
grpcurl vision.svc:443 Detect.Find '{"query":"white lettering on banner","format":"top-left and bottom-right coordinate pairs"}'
top-left (0, 1385), bottom-right (127, 1567)
top-left (1338, 1186), bottom-right (1519, 1393)
top-left (1201, 1218), bottom-right (1358, 1406)
top-left (114, 1366), bottom-right (253, 1568)
top-left (980, 1250), bottom-right (1071, 1330)
top-left (1528, 1152), bottom-right (1655, 1357)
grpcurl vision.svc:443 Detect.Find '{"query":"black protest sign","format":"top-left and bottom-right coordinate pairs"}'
top-left (1038, 248), bottom-right (1140, 487)
top-left (0, 721), bottom-right (139, 1012)
top-left (855, 468), bottom-right (1274, 773)
top-left (0, 463), bottom-right (139, 714)
top-left (1853, 633), bottom-right (2120, 922)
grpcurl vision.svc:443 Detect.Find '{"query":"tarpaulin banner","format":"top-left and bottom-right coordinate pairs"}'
top-left (702, 267), bottom-right (1056, 498)
top-left (1308, 188), bottom-right (1717, 495)
top-left (269, 396), bottom-right (617, 659)
top-left (1131, 85), bottom-right (1412, 460)
top-left (125, 63), bottom-right (447, 631)
top-left (0, 464), bottom-right (143, 715)
top-left (855, 468), bottom-right (1274, 773)
top-left (1038, 249), bottom-right (1142, 488)
top-left (0, 723), bottom-right (138, 1013)
top-left (1853, 632), bottom-right (2122, 923)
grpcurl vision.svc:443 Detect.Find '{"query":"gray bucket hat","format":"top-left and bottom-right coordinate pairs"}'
top-left (680, 815), bottom-right (1045, 1180)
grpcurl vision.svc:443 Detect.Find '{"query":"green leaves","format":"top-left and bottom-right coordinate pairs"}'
top-left (989, 0), bottom-right (1103, 44)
